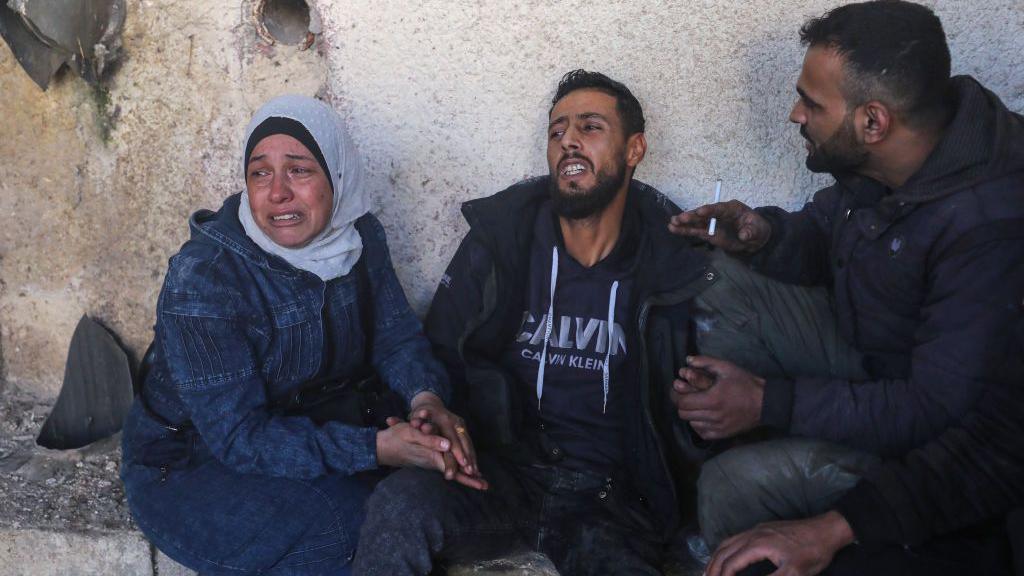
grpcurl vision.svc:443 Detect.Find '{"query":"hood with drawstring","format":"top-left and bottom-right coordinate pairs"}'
top-left (425, 176), bottom-right (717, 536)
top-left (749, 75), bottom-right (1024, 555)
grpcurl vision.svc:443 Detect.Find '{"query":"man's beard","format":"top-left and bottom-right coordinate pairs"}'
top-left (548, 159), bottom-right (628, 220)
top-left (803, 110), bottom-right (868, 174)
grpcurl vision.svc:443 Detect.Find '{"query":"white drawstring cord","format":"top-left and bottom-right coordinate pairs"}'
top-left (535, 246), bottom-right (558, 410)
top-left (602, 281), bottom-right (619, 413)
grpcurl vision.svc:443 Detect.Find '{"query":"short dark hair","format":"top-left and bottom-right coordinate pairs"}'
top-left (800, 0), bottom-right (952, 129)
top-left (551, 69), bottom-right (646, 135)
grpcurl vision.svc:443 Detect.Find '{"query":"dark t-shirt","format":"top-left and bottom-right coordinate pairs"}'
top-left (502, 201), bottom-right (639, 474)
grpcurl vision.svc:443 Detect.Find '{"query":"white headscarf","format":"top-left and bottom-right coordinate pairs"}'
top-left (238, 95), bottom-right (370, 281)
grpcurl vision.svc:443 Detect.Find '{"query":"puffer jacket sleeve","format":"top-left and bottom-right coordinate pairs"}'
top-left (833, 316), bottom-right (1024, 546)
top-left (749, 185), bottom-right (841, 286)
top-left (158, 250), bottom-right (379, 479)
top-left (423, 231), bottom-right (493, 394)
top-left (765, 231), bottom-right (1024, 456)
top-left (358, 214), bottom-right (451, 406)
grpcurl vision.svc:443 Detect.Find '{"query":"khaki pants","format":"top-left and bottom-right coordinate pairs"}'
top-left (693, 251), bottom-right (879, 548)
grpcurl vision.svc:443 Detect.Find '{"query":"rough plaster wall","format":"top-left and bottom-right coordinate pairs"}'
top-left (0, 0), bottom-right (1021, 398)
top-left (0, 0), bottom-right (326, 396)
top-left (317, 0), bottom-right (1024, 307)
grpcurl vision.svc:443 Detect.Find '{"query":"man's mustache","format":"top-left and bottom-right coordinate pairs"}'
top-left (558, 152), bottom-right (592, 168)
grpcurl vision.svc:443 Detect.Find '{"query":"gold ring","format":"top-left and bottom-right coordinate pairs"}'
top-left (455, 426), bottom-right (467, 435)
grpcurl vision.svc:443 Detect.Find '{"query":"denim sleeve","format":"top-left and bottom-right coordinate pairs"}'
top-left (158, 252), bottom-right (379, 479)
top-left (749, 185), bottom-right (839, 286)
top-left (358, 215), bottom-right (451, 406)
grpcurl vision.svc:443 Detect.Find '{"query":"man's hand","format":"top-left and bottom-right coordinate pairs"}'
top-left (670, 356), bottom-right (765, 440)
top-left (668, 200), bottom-right (771, 253)
top-left (408, 391), bottom-right (487, 489)
top-left (704, 511), bottom-right (856, 576)
top-left (376, 417), bottom-right (488, 490)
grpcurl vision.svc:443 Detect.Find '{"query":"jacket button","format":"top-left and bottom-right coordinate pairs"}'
top-left (844, 208), bottom-right (853, 220)
top-left (551, 447), bottom-right (561, 457)
top-left (598, 491), bottom-right (608, 500)
top-left (705, 272), bottom-right (715, 281)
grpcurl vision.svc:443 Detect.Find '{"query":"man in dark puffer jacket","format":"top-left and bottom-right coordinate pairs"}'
top-left (669, 2), bottom-right (1024, 575)
top-left (353, 70), bottom-right (716, 576)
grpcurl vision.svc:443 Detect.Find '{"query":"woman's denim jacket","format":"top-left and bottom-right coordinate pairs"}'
top-left (122, 193), bottom-right (450, 478)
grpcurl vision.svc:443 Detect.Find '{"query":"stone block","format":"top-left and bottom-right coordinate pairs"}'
top-left (156, 551), bottom-right (197, 576)
top-left (0, 528), bottom-right (152, 576)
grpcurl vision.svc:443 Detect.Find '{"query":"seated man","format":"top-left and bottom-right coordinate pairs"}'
top-left (352, 70), bottom-right (717, 575)
top-left (668, 1), bottom-right (1024, 574)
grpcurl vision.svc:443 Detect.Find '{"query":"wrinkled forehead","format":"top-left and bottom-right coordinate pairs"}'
top-left (549, 88), bottom-right (620, 123)
top-left (248, 133), bottom-right (314, 159)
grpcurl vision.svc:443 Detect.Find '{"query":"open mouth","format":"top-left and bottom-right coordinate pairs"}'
top-left (562, 163), bottom-right (586, 176)
top-left (270, 213), bottom-right (301, 223)
top-left (558, 156), bottom-right (591, 178)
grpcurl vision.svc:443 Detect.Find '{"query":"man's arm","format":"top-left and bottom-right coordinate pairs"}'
top-left (771, 233), bottom-right (1024, 455)
top-left (424, 227), bottom-right (519, 446)
top-left (676, 227), bottom-right (1024, 458)
top-left (424, 233), bottom-right (493, 392)
top-left (834, 315), bottom-right (1024, 546)
top-left (705, 318), bottom-right (1024, 576)
top-left (669, 185), bottom-right (842, 286)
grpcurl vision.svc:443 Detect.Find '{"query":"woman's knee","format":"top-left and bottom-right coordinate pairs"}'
top-left (128, 465), bottom-right (369, 574)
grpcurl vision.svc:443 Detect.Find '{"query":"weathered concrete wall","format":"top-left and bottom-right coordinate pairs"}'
top-left (1, 1), bottom-right (327, 396)
top-left (1, 0), bottom-right (1021, 398)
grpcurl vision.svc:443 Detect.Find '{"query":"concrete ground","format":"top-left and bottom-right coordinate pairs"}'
top-left (0, 389), bottom-right (161, 575)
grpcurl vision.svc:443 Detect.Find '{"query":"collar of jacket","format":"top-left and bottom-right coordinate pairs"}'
top-left (460, 175), bottom-right (712, 298)
top-left (187, 192), bottom-right (308, 279)
top-left (833, 75), bottom-right (1024, 222)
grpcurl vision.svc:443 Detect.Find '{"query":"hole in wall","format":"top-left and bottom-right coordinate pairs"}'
top-left (254, 0), bottom-right (312, 46)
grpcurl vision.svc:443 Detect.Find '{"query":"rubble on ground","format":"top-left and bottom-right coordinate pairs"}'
top-left (0, 390), bottom-right (132, 533)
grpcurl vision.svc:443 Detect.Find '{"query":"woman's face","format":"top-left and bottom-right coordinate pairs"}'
top-left (246, 134), bottom-right (333, 248)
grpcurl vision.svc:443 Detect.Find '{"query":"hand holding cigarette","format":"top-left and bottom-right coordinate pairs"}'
top-left (667, 184), bottom-right (773, 254)
top-left (708, 180), bottom-right (722, 236)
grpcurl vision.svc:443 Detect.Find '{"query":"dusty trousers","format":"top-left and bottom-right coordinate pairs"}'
top-left (352, 453), bottom-right (665, 576)
top-left (692, 250), bottom-right (875, 548)
top-left (691, 251), bottom-right (1012, 575)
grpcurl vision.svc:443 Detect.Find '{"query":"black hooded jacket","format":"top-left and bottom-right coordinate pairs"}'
top-left (751, 76), bottom-right (1024, 547)
top-left (424, 177), bottom-right (715, 535)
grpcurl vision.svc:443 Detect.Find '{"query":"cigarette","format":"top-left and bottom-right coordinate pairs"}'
top-left (708, 180), bottom-right (722, 236)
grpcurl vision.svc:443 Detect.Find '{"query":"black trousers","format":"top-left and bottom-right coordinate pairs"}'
top-left (352, 453), bottom-right (666, 576)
